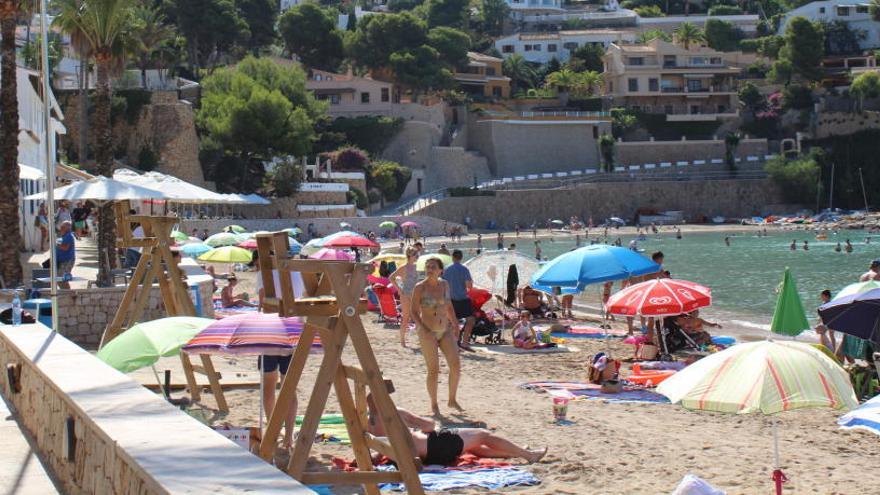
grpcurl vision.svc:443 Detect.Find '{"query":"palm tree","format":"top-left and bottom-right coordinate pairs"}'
top-left (55, 0), bottom-right (135, 286)
top-left (502, 54), bottom-right (537, 95)
top-left (544, 68), bottom-right (577, 93)
top-left (0, 1), bottom-right (30, 286)
top-left (673, 22), bottom-right (705, 50)
top-left (130, 4), bottom-right (175, 88)
top-left (724, 132), bottom-right (741, 171)
top-left (870, 0), bottom-right (880, 22)
top-left (578, 70), bottom-right (603, 97)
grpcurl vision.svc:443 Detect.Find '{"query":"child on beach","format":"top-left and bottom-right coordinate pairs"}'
top-left (512, 311), bottom-right (555, 349)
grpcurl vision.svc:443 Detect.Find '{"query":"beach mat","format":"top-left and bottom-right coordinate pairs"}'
top-left (537, 324), bottom-right (628, 339)
top-left (378, 465), bottom-right (540, 492)
top-left (212, 299), bottom-right (259, 319)
top-left (472, 344), bottom-right (578, 355)
top-left (295, 414), bottom-right (350, 444)
top-left (520, 380), bottom-right (669, 404)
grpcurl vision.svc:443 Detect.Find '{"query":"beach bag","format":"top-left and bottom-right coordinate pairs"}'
top-left (588, 352), bottom-right (619, 384)
top-left (636, 343), bottom-right (659, 360)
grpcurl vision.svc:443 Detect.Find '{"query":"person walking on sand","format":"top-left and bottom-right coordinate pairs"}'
top-left (814, 289), bottom-right (837, 352)
top-left (444, 250), bottom-right (475, 350)
top-left (390, 247), bottom-right (420, 347)
top-left (411, 257), bottom-right (463, 416)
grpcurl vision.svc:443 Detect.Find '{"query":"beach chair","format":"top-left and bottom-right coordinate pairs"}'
top-left (374, 285), bottom-right (401, 326)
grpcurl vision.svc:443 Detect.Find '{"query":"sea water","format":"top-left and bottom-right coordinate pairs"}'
top-left (456, 229), bottom-right (880, 337)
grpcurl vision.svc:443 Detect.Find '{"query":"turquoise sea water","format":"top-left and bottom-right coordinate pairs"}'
top-left (457, 229), bottom-right (880, 329)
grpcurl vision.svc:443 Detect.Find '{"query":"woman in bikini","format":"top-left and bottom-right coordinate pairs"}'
top-left (390, 247), bottom-right (420, 347)
top-left (411, 257), bottom-right (462, 416)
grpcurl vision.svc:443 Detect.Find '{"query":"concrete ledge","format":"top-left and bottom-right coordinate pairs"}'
top-left (0, 323), bottom-right (314, 494)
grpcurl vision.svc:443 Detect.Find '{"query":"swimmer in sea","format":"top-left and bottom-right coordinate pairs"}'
top-left (835, 242), bottom-right (842, 253)
top-left (845, 239), bottom-right (853, 253)
top-left (803, 240), bottom-right (809, 251)
top-left (724, 236), bottom-right (730, 247)
top-left (790, 240), bottom-right (796, 251)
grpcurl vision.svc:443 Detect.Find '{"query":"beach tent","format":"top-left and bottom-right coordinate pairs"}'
top-left (113, 169), bottom-right (233, 204)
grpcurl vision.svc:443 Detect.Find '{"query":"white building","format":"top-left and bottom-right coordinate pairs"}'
top-left (4, 66), bottom-right (66, 251)
top-left (280, 0), bottom-right (305, 11)
top-left (779, 0), bottom-right (880, 50)
top-left (495, 29), bottom-right (637, 64)
top-left (505, 0), bottom-right (564, 12)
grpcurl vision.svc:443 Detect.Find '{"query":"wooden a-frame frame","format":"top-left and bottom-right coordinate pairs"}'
top-left (98, 202), bottom-right (228, 412)
top-left (255, 232), bottom-right (424, 495)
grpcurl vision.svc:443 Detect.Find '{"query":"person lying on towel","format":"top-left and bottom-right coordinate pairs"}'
top-left (365, 394), bottom-right (547, 465)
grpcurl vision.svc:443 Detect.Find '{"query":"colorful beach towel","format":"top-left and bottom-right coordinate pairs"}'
top-left (212, 298), bottom-right (260, 319)
top-left (472, 344), bottom-right (578, 355)
top-left (537, 324), bottom-right (628, 339)
top-left (378, 466), bottom-right (541, 492)
top-left (520, 380), bottom-right (669, 404)
top-left (296, 414), bottom-right (350, 444)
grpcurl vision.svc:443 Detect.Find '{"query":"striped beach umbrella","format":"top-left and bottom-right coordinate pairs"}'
top-left (182, 313), bottom-right (320, 356)
top-left (657, 340), bottom-right (856, 495)
top-left (605, 278), bottom-right (712, 317)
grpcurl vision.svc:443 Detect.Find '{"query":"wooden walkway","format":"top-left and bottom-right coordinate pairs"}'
top-left (0, 393), bottom-right (61, 495)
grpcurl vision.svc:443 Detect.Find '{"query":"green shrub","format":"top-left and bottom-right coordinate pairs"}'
top-left (347, 188), bottom-right (368, 209)
top-left (137, 146), bottom-right (159, 171)
top-left (370, 160), bottom-right (412, 201)
top-left (325, 116), bottom-right (403, 155)
top-left (764, 154), bottom-right (820, 204)
top-left (782, 85), bottom-right (814, 110)
top-left (708, 5), bottom-right (743, 15)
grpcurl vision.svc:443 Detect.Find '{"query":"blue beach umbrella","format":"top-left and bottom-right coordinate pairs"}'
top-left (818, 288), bottom-right (880, 343)
top-left (839, 393), bottom-right (880, 436)
top-left (531, 245), bottom-right (660, 292)
top-left (181, 243), bottom-right (213, 258)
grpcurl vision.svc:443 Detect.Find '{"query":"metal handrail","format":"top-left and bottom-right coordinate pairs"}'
top-left (397, 188), bottom-right (450, 216)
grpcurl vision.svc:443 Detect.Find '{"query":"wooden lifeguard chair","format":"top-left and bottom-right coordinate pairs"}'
top-left (255, 232), bottom-right (424, 495)
top-left (99, 202), bottom-right (228, 412)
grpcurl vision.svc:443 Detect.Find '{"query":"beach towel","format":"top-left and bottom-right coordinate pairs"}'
top-left (538, 324), bottom-right (628, 339)
top-left (378, 466), bottom-right (541, 492)
top-left (295, 414), bottom-right (350, 444)
top-left (212, 298), bottom-right (260, 319)
top-left (472, 344), bottom-right (578, 355)
top-left (520, 380), bottom-right (669, 404)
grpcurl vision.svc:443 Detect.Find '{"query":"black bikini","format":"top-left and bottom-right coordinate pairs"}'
top-left (424, 428), bottom-right (464, 465)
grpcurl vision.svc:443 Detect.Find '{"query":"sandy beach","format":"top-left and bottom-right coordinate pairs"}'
top-left (173, 258), bottom-right (880, 495)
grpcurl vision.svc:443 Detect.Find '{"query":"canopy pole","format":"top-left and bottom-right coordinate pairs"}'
top-left (40, 0), bottom-right (58, 332)
top-left (772, 416), bottom-right (779, 469)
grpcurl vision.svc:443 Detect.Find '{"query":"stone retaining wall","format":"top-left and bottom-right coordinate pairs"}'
top-left (417, 179), bottom-right (782, 228)
top-left (181, 215), bottom-right (464, 238)
top-left (615, 138), bottom-right (769, 166)
top-left (0, 324), bottom-right (313, 495)
top-left (812, 111), bottom-right (880, 139)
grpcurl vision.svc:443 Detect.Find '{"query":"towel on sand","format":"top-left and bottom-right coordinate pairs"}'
top-left (472, 344), bottom-right (577, 355)
top-left (212, 299), bottom-right (259, 319)
top-left (295, 414), bottom-right (350, 444)
top-left (521, 380), bottom-right (669, 404)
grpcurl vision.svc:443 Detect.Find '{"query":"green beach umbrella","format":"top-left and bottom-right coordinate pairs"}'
top-left (770, 268), bottom-right (810, 337)
top-left (283, 227), bottom-right (302, 237)
top-left (379, 221), bottom-right (396, 229)
top-left (204, 232), bottom-right (241, 247)
top-left (97, 317), bottom-right (214, 373)
top-left (170, 230), bottom-right (189, 242)
top-left (198, 245), bottom-right (253, 263)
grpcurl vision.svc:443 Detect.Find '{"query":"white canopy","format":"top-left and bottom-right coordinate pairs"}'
top-left (113, 169), bottom-right (234, 204)
top-left (464, 250), bottom-right (541, 293)
top-left (19, 164), bottom-right (45, 180)
top-left (24, 176), bottom-right (167, 201)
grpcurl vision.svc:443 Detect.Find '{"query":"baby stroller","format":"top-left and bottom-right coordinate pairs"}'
top-left (467, 288), bottom-right (504, 344)
top-left (658, 315), bottom-right (699, 360)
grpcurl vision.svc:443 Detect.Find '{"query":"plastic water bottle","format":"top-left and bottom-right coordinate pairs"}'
top-left (11, 291), bottom-right (22, 326)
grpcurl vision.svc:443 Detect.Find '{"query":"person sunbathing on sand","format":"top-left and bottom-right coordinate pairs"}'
top-left (365, 395), bottom-right (547, 466)
top-left (220, 276), bottom-right (256, 308)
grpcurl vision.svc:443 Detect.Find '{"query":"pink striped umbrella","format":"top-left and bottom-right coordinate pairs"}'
top-left (182, 313), bottom-right (321, 356)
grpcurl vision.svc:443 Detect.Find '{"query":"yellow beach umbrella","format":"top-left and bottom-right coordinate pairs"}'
top-left (416, 253), bottom-right (453, 271)
top-left (657, 340), bottom-right (856, 494)
top-left (198, 246), bottom-right (253, 263)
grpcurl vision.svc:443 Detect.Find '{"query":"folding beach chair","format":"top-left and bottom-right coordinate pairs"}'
top-left (374, 285), bottom-right (401, 326)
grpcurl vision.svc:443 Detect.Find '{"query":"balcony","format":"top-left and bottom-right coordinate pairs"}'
top-left (666, 111), bottom-right (739, 122)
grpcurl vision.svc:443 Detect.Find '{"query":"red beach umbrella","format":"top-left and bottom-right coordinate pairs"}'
top-left (322, 233), bottom-right (379, 249)
top-left (237, 238), bottom-right (258, 249)
top-left (605, 279), bottom-right (711, 317)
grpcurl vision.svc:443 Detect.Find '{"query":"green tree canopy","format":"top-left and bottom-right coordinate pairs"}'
top-left (673, 22), bottom-right (705, 49)
top-left (705, 19), bottom-right (742, 52)
top-left (479, 0), bottom-right (509, 37)
top-left (370, 160), bottom-right (412, 201)
top-left (780, 17), bottom-right (824, 82)
top-left (278, 3), bottom-right (344, 71)
top-left (162, 0), bottom-right (248, 69)
top-left (427, 26), bottom-right (471, 69)
top-left (765, 153), bottom-right (821, 204)
top-left (851, 71), bottom-right (880, 110)
top-left (637, 29), bottom-right (672, 43)
top-left (348, 12), bottom-right (429, 69)
top-left (197, 56), bottom-right (326, 189)
top-left (567, 43), bottom-right (604, 72)
top-left (389, 45), bottom-right (453, 92)
top-left (235, 0), bottom-right (278, 53)
top-left (426, 0), bottom-right (469, 28)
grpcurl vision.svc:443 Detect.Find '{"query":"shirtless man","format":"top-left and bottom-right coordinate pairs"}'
top-left (859, 260), bottom-right (880, 282)
top-left (365, 395), bottom-right (547, 466)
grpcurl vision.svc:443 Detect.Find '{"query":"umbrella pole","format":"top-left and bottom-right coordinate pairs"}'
top-left (771, 416), bottom-right (787, 495)
top-left (151, 365), bottom-right (165, 397)
top-left (259, 357), bottom-right (264, 433)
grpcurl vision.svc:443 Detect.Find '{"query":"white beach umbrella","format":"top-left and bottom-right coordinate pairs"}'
top-left (24, 176), bottom-right (166, 201)
top-left (465, 249), bottom-right (541, 294)
top-left (113, 169), bottom-right (233, 204)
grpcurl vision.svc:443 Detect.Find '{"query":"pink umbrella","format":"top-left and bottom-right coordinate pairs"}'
top-left (310, 248), bottom-right (354, 261)
top-left (237, 238), bottom-right (258, 250)
top-left (401, 221), bottom-right (418, 228)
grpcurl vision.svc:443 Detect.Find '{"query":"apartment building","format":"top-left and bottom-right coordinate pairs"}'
top-left (495, 29), bottom-right (637, 64)
top-left (305, 69), bottom-right (396, 117)
top-left (779, 0), bottom-right (880, 50)
top-left (603, 39), bottom-right (741, 121)
top-left (453, 52), bottom-right (512, 99)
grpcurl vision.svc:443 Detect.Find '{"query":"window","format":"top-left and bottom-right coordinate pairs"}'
top-left (492, 86), bottom-right (502, 98)
top-left (837, 6), bottom-right (849, 15)
top-left (628, 78), bottom-right (638, 92)
top-left (524, 45), bottom-right (532, 52)
top-left (664, 105), bottom-right (673, 114)
top-left (710, 57), bottom-right (722, 65)
top-left (717, 104), bottom-right (727, 114)
top-left (690, 105), bottom-right (701, 114)
top-left (361, 92), bottom-right (370, 104)
top-left (548, 44), bottom-right (557, 52)
top-left (687, 79), bottom-right (702, 91)
top-left (664, 55), bottom-right (676, 67)
top-left (857, 5), bottom-right (868, 13)
top-left (563, 42), bottom-right (578, 50)
top-left (629, 57), bottom-right (644, 66)
top-left (533, 44), bottom-right (541, 51)
top-left (502, 44), bottom-right (514, 53)
top-left (631, 105), bottom-right (641, 112)
top-left (487, 67), bottom-right (496, 76)
top-left (329, 94), bottom-right (340, 105)
top-left (649, 78), bottom-right (658, 91)
top-left (819, 7), bottom-right (825, 13)
top-left (381, 88), bottom-right (389, 102)
top-left (690, 56), bottom-right (708, 65)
